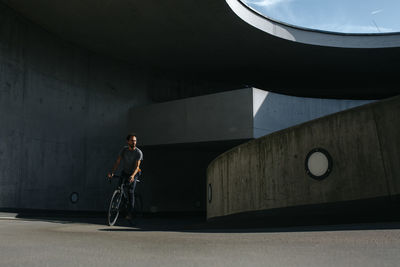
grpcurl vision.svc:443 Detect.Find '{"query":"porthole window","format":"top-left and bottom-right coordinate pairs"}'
top-left (305, 148), bottom-right (332, 180)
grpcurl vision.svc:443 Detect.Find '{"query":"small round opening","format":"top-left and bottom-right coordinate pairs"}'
top-left (70, 192), bottom-right (79, 204)
top-left (305, 148), bottom-right (332, 180)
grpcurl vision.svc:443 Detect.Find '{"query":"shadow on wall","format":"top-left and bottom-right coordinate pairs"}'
top-left (253, 90), bottom-right (374, 138)
top-left (137, 140), bottom-right (250, 214)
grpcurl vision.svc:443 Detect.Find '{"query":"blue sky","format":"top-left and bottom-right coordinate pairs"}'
top-left (241, 0), bottom-right (400, 33)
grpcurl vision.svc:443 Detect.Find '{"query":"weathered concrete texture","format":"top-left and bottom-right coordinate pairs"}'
top-left (0, 4), bottom-right (151, 211)
top-left (207, 96), bottom-right (400, 219)
top-left (373, 98), bottom-right (400, 195)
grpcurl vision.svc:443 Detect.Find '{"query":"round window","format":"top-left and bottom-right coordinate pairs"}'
top-left (305, 148), bottom-right (332, 180)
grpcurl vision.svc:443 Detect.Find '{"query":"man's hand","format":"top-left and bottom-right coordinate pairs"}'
top-left (129, 176), bottom-right (135, 184)
top-left (108, 156), bottom-right (121, 179)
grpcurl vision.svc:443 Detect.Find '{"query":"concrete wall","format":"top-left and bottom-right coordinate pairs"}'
top-left (207, 96), bottom-right (400, 219)
top-left (0, 1), bottom-right (388, 214)
top-left (137, 144), bottom-right (234, 213)
top-left (0, 3), bottom-right (245, 213)
top-left (0, 3), bottom-right (249, 213)
top-left (129, 89), bottom-right (254, 145)
top-left (253, 89), bottom-right (373, 138)
top-left (128, 88), bottom-right (373, 213)
top-left (130, 88), bottom-right (373, 146)
top-left (0, 4), bottom-right (151, 211)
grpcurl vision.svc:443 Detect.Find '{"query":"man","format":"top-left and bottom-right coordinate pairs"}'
top-left (108, 133), bottom-right (143, 219)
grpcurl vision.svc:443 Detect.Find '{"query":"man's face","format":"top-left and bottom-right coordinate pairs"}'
top-left (127, 136), bottom-right (137, 148)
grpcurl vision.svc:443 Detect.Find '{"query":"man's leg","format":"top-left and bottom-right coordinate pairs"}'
top-left (120, 172), bottom-right (133, 220)
top-left (128, 180), bottom-right (137, 219)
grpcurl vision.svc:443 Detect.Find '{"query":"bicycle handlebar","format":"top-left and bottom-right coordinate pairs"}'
top-left (106, 175), bottom-right (140, 184)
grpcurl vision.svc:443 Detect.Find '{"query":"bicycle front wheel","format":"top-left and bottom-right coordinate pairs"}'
top-left (108, 189), bottom-right (122, 226)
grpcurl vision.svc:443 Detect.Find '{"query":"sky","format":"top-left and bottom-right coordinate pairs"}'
top-left (241, 0), bottom-right (400, 34)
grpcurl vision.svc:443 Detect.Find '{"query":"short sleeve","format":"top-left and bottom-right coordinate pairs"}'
top-left (138, 149), bottom-right (143, 161)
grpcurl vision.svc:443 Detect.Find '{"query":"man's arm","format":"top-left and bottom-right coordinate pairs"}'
top-left (108, 156), bottom-right (121, 178)
top-left (129, 160), bottom-right (141, 183)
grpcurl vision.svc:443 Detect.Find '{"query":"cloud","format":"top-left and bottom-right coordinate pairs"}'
top-left (371, 9), bottom-right (383, 15)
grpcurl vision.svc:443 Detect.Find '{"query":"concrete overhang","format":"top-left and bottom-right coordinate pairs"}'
top-left (2, 0), bottom-right (400, 98)
top-left (129, 88), bottom-right (373, 146)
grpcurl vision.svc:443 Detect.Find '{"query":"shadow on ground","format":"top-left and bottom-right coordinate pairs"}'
top-left (3, 209), bottom-right (400, 234)
top-left (98, 218), bottom-right (400, 234)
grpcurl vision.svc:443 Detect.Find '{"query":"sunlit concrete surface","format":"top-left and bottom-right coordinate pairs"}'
top-left (1, 214), bottom-right (400, 267)
top-left (130, 88), bottom-right (373, 145)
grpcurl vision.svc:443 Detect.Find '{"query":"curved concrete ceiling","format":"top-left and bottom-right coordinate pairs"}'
top-left (2, 0), bottom-right (400, 98)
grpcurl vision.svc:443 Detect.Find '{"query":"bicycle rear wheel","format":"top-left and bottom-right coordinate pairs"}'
top-left (108, 189), bottom-right (122, 226)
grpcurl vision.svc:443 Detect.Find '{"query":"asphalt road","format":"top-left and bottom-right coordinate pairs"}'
top-left (1, 213), bottom-right (400, 267)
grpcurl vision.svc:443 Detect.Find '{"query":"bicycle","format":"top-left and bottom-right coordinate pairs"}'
top-left (107, 173), bottom-right (143, 226)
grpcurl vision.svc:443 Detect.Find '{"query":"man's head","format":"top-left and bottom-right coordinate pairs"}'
top-left (126, 133), bottom-right (137, 149)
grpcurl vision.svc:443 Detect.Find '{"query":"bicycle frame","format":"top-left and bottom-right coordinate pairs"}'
top-left (107, 174), bottom-right (141, 226)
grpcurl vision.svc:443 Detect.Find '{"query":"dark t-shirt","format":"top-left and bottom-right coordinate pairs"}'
top-left (119, 146), bottom-right (143, 174)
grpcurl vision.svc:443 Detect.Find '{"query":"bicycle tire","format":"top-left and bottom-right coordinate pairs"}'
top-left (108, 189), bottom-right (122, 226)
